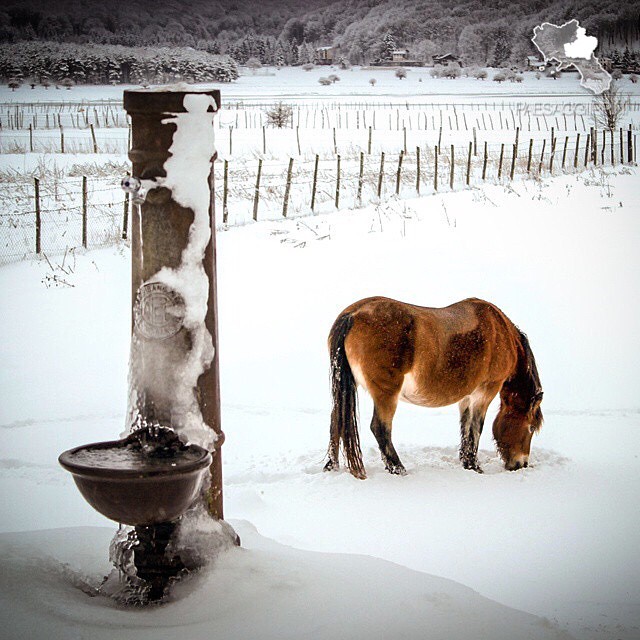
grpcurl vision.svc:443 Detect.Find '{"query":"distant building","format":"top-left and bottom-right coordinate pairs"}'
top-left (315, 46), bottom-right (339, 65)
top-left (526, 55), bottom-right (547, 71)
top-left (372, 48), bottom-right (423, 67)
top-left (432, 53), bottom-right (461, 66)
top-left (391, 49), bottom-right (409, 62)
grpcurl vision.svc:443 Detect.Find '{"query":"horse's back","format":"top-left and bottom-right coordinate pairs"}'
top-left (338, 297), bottom-right (519, 408)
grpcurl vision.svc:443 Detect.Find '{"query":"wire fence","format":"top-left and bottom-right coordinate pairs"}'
top-left (1, 127), bottom-right (636, 266)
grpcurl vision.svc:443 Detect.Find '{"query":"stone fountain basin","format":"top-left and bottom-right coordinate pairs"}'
top-left (59, 438), bottom-right (212, 526)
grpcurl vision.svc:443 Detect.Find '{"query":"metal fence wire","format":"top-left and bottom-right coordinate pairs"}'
top-left (0, 128), bottom-right (636, 266)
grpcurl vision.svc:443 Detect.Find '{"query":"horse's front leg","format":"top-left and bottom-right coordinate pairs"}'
top-left (370, 403), bottom-right (406, 475)
top-left (459, 403), bottom-right (485, 473)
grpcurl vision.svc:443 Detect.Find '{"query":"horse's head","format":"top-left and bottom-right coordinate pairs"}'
top-left (493, 389), bottom-right (543, 470)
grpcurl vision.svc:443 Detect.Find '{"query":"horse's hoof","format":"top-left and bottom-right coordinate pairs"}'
top-left (387, 465), bottom-right (407, 476)
top-left (323, 460), bottom-right (338, 472)
top-left (463, 462), bottom-right (483, 474)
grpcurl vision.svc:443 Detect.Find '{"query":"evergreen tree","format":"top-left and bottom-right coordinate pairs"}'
top-left (382, 33), bottom-right (397, 60)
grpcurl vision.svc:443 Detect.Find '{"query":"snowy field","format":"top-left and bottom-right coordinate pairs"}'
top-left (1, 73), bottom-right (639, 640)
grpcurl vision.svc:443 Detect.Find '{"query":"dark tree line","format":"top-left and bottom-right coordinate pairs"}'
top-left (0, 0), bottom-right (638, 67)
top-left (0, 42), bottom-right (239, 85)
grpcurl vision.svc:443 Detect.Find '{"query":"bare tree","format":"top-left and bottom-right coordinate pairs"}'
top-left (592, 82), bottom-right (630, 131)
top-left (265, 102), bottom-right (293, 128)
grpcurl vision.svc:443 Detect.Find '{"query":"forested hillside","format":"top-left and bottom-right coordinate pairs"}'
top-left (1, 0), bottom-right (638, 66)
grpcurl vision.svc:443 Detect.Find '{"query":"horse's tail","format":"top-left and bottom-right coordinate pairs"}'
top-left (515, 329), bottom-right (544, 431)
top-left (327, 312), bottom-right (366, 479)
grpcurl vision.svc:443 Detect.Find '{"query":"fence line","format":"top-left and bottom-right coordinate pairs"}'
top-left (1, 128), bottom-right (636, 265)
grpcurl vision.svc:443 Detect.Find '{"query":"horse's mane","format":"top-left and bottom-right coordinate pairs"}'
top-left (504, 329), bottom-right (544, 431)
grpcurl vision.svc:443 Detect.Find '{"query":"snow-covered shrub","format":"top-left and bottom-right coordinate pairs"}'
top-left (442, 63), bottom-right (460, 79)
top-left (474, 69), bottom-right (488, 80)
top-left (611, 69), bottom-right (623, 80)
top-left (328, 74), bottom-right (340, 83)
top-left (60, 77), bottom-right (74, 89)
top-left (318, 77), bottom-right (331, 85)
top-left (369, 77), bottom-right (377, 86)
top-left (493, 72), bottom-right (506, 83)
top-left (245, 57), bottom-right (262, 74)
top-left (338, 57), bottom-right (351, 70)
top-left (7, 78), bottom-right (21, 91)
top-left (535, 71), bottom-right (541, 80)
top-left (429, 67), bottom-right (442, 78)
top-left (630, 74), bottom-right (638, 84)
top-left (302, 63), bottom-right (314, 71)
top-left (514, 74), bottom-right (524, 83)
top-left (395, 68), bottom-right (407, 79)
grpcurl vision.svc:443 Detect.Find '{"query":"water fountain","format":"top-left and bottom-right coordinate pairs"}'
top-left (58, 87), bottom-right (237, 604)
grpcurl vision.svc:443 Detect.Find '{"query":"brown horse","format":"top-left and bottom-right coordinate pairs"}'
top-left (325, 297), bottom-right (543, 479)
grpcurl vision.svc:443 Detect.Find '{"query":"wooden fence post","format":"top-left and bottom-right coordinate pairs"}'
top-left (434, 146), bottom-right (439, 190)
top-left (222, 160), bottom-right (229, 224)
top-left (90, 123), bottom-right (98, 153)
top-left (628, 125), bottom-right (633, 163)
top-left (357, 151), bottom-right (364, 204)
top-left (473, 127), bottom-right (477, 156)
top-left (82, 176), bottom-right (88, 248)
top-left (122, 190), bottom-right (130, 240)
top-left (610, 129), bottom-right (614, 165)
top-left (333, 127), bottom-right (337, 155)
top-left (335, 155), bottom-right (341, 208)
top-left (253, 158), bottom-right (263, 221)
top-left (29, 124), bottom-right (33, 152)
top-left (466, 142), bottom-right (472, 186)
top-left (311, 154), bottom-right (319, 212)
top-left (34, 177), bottom-right (41, 254)
top-left (509, 144), bottom-right (516, 181)
top-left (403, 127), bottom-right (407, 154)
top-left (449, 144), bottom-right (455, 190)
top-left (396, 151), bottom-right (403, 195)
top-left (229, 126), bottom-right (233, 156)
top-left (574, 133), bottom-right (580, 168)
top-left (584, 133), bottom-right (590, 167)
top-left (549, 136), bottom-right (556, 173)
top-left (368, 126), bottom-right (373, 154)
top-left (497, 143), bottom-right (504, 180)
top-left (296, 126), bottom-right (301, 156)
top-left (377, 152), bottom-right (385, 198)
top-left (527, 138), bottom-right (533, 173)
top-left (283, 157), bottom-right (294, 218)
top-left (538, 139), bottom-right (546, 174)
top-left (482, 141), bottom-right (488, 180)
top-left (416, 146), bottom-right (421, 194)
top-left (619, 127), bottom-right (624, 164)
top-left (60, 125), bottom-right (64, 153)
top-left (561, 136), bottom-right (568, 170)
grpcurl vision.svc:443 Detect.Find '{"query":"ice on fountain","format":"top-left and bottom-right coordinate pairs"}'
top-left (126, 92), bottom-right (219, 452)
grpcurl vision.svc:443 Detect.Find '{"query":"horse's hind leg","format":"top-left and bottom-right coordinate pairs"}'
top-left (324, 422), bottom-right (340, 471)
top-left (458, 388), bottom-right (497, 473)
top-left (370, 395), bottom-right (405, 475)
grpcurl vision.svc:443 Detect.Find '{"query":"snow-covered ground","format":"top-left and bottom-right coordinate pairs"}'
top-left (2, 65), bottom-right (640, 103)
top-left (1, 165), bottom-right (639, 639)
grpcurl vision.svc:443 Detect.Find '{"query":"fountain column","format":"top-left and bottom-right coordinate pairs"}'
top-left (123, 88), bottom-right (224, 518)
